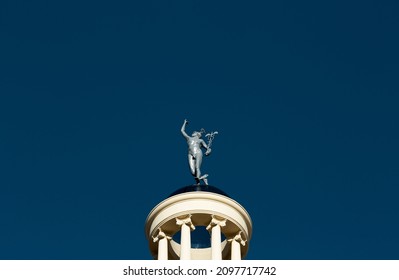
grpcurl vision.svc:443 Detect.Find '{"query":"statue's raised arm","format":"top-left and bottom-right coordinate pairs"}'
top-left (181, 119), bottom-right (189, 140)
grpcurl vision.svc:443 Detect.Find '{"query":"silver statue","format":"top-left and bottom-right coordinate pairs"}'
top-left (181, 119), bottom-right (218, 185)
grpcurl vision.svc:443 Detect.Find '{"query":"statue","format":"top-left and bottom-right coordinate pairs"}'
top-left (181, 119), bottom-right (218, 185)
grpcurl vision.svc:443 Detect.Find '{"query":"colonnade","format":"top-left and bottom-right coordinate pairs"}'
top-left (152, 214), bottom-right (247, 260)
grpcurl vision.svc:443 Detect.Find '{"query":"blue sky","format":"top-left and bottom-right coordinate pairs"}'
top-left (0, 0), bottom-right (398, 259)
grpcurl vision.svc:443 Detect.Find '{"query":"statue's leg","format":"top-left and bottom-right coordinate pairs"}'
top-left (188, 155), bottom-right (195, 175)
top-left (188, 155), bottom-right (198, 183)
top-left (195, 153), bottom-right (203, 182)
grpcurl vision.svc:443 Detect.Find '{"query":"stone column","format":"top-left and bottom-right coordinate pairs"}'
top-left (152, 228), bottom-right (171, 260)
top-left (229, 231), bottom-right (246, 260)
top-left (206, 215), bottom-right (227, 260)
top-left (176, 215), bottom-right (195, 260)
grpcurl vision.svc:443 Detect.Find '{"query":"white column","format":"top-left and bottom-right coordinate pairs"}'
top-left (231, 239), bottom-right (241, 260)
top-left (229, 231), bottom-right (246, 260)
top-left (176, 215), bottom-right (195, 260)
top-left (206, 216), bottom-right (227, 260)
top-left (152, 228), bottom-right (171, 260)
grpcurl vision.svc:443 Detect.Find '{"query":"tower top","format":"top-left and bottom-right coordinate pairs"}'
top-left (144, 121), bottom-right (252, 260)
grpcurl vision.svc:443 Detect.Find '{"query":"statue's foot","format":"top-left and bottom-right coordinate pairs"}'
top-left (199, 174), bottom-right (209, 185)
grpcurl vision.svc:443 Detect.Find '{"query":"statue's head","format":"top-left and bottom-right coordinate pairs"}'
top-left (192, 131), bottom-right (202, 138)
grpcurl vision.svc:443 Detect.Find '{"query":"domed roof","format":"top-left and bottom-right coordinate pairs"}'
top-left (168, 185), bottom-right (230, 198)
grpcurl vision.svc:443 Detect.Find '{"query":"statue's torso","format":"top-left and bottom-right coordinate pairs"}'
top-left (187, 137), bottom-right (202, 155)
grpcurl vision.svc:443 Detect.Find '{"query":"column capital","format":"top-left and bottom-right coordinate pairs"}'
top-left (206, 215), bottom-right (227, 231)
top-left (152, 228), bottom-right (171, 243)
top-left (228, 231), bottom-right (247, 246)
top-left (176, 214), bottom-right (195, 230)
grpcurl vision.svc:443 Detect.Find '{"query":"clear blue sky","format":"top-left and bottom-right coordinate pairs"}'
top-left (1, 0), bottom-right (398, 260)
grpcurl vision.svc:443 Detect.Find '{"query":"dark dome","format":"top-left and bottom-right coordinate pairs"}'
top-left (168, 185), bottom-right (230, 198)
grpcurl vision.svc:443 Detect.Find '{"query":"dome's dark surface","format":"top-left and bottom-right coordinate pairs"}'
top-left (168, 185), bottom-right (230, 198)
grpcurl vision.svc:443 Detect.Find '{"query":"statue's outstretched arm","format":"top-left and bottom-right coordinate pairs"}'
top-left (201, 139), bottom-right (211, 155)
top-left (181, 119), bottom-right (189, 140)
